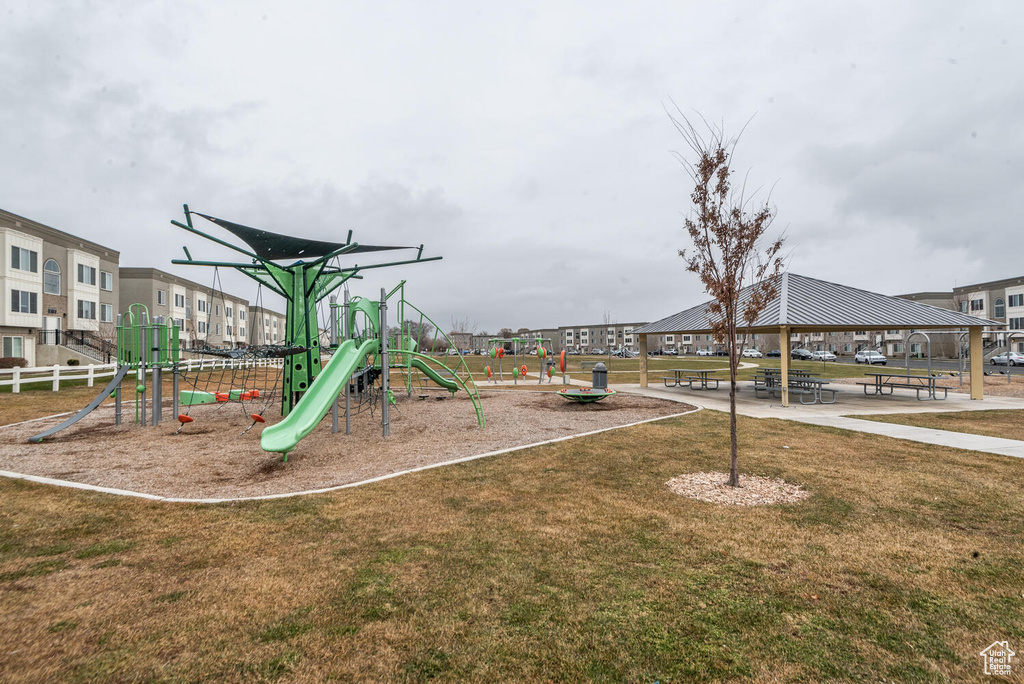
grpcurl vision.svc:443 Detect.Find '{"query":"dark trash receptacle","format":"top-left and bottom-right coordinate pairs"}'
top-left (592, 362), bottom-right (607, 389)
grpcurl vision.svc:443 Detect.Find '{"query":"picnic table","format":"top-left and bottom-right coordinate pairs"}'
top-left (858, 372), bottom-right (950, 400)
top-left (752, 370), bottom-right (836, 404)
top-left (661, 368), bottom-right (723, 390)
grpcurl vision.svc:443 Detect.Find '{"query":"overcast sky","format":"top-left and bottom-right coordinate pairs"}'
top-left (2, 2), bottom-right (1021, 334)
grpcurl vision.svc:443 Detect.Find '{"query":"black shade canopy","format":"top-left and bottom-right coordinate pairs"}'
top-left (193, 212), bottom-right (413, 261)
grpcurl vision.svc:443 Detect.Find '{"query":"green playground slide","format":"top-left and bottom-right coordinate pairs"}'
top-left (260, 337), bottom-right (379, 454)
top-left (411, 357), bottom-right (459, 393)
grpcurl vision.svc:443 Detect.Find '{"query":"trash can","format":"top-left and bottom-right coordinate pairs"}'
top-left (592, 362), bottom-right (607, 389)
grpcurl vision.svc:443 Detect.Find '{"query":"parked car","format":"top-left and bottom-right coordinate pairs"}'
top-left (990, 351), bottom-right (1024, 366)
top-left (665, 348), bottom-right (678, 355)
top-left (791, 348), bottom-right (813, 360)
top-left (766, 349), bottom-right (782, 358)
top-left (811, 350), bottom-right (837, 362)
top-left (696, 349), bottom-right (714, 357)
top-left (741, 348), bottom-right (763, 358)
top-left (591, 348), bottom-right (605, 356)
top-left (715, 349), bottom-right (728, 356)
top-left (854, 350), bottom-right (888, 365)
top-left (648, 349), bottom-right (663, 356)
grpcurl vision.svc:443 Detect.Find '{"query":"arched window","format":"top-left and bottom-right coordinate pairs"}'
top-left (43, 259), bottom-right (60, 295)
top-left (995, 298), bottom-right (1005, 319)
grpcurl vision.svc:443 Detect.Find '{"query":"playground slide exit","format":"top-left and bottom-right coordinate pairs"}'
top-left (260, 338), bottom-right (379, 454)
top-left (410, 357), bottom-right (458, 393)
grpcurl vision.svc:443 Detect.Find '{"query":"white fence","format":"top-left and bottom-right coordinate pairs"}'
top-left (0, 357), bottom-right (284, 393)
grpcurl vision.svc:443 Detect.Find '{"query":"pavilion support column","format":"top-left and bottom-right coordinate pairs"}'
top-left (779, 326), bottom-right (791, 407)
top-left (969, 326), bottom-right (984, 400)
top-left (639, 335), bottom-right (648, 388)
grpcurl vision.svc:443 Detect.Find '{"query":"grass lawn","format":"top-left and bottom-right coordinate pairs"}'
top-left (1, 410), bottom-right (1021, 682)
top-left (855, 409), bottom-right (1024, 442)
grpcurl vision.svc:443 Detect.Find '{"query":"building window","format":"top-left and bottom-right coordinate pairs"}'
top-left (100, 271), bottom-right (113, 291)
top-left (157, 290), bottom-right (167, 306)
top-left (43, 259), bottom-right (61, 295)
top-left (10, 289), bottom-right (38, 314)
top-left (77, 300), bottom-right (96, 320)
top-left (995, 298), bottom-right (1005, 319)
top-left (197, 298), bottom-right (206, 313)
top-left (77, 264), bottom-right (96, 285)
top-left (272, 320), bottom-right (277, 329)
top-left (173, 318), bottom-right (184, 329)
top-left (893, 343), bottom-right (903, 353)
top-left (198, 321), bottom-right (206, 334)
top-left (227, 325), bottom-right (233, 335)
top-left (970, 298), bottom-right (984, 312)
top-left (100, 303), bottom-right (113, 323)
top-left (1009, 294), bottom-right (1024, 308)
top-left (10, 247), bottom-right (38, 273)
top-left (1009, 317), bottom-right (1024, 330)
top-left (3, 336), bottom-right (24, 358)
top-left (215, 305), bottom-right (221, 316)
top-left (240, 327), bottom-right (245, 338)
top-left (174, 293), bottom-right (185, 307)
top-left (844, 344), bottom-right (852, 352)
top-left (215, 324), bottom-right (221, 335)
top-left (240, 310), bottom-right (246, 321)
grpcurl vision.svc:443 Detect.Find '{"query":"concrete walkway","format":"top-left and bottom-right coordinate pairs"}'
top-left (617, 381), bottom-right (1024, 460)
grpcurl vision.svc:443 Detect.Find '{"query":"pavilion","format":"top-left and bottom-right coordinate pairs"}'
top-left (632, 273), bottom-right (1003, 405)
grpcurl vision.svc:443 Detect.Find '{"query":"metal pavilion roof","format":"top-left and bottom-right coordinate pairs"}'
top-left (633, 272), bottom-right (1002, 335)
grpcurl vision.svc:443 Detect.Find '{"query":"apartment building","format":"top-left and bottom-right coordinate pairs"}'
top-left (119, 268), bottom-right (250, 349)
top-left (0, 208), bottom-right (120, 366)
top-left (249, 305), bottom-right (288, 345)
top-left (951, 275), bottom-right (1024, 350)
top-left (557, 322), bottom-right (650, 353)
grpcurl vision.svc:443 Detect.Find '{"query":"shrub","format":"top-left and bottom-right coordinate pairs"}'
top-left (67, 359), bottom-right (80, 366)
top-left (0, 357), bottom-right (29, 369)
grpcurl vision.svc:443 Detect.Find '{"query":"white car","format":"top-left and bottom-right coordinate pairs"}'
top-left (854, 350), bottom-right (888, 365)
top-left (811, 351), bottom-right (837, 361)
top-left (990, 351), bottom-right (1024, 366)
top-left (741, 348), bottom-right (763, 358)
top-left (696, 349), bottom-right (714, 357)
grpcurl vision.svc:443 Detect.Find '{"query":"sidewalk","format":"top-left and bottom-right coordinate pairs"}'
top-left (617, 382), bottom-right (1024, 460)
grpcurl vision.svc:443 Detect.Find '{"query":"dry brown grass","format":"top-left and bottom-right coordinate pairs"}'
top-left (855, 409), bottom-right (1024, 441)
top-left (1, 409), bottom-right (1021, 682)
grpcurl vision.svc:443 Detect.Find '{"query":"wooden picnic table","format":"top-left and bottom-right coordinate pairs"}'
top-left (859, 372), bottom-right (950, 400)
top-left (662, 368), bottom-right (723, 390)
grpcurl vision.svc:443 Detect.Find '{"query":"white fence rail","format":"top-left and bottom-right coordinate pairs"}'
top-left (0, 357), bottom-right (284, 393)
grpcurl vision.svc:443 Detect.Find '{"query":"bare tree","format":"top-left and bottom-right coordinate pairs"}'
top-left (450, 315), bottom-right (477, 335)
top-left (670, 109), bottom-right (785, 487)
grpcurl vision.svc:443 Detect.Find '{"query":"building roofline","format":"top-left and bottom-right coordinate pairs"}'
top-left (952, 275), bottom-right (1024, 293)
top-left (119, 267), bottom-right (249, 302)
top-left (0, 208), bottom-right (120, 260)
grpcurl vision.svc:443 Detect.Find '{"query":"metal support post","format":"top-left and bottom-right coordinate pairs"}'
top-left (344, 290), bottom-right (351, 435)
top-left (152, 318), bottom-right (162, 425)
top-left (380, 288), bottom-right (389, 438)
top-left (330, 295), bottom-right (339, 433)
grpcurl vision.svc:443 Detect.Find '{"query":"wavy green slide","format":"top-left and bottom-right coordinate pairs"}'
top-left (411, 357), bottom-right (459, 393)
top-left (260, 337), bottom-right (379, 454)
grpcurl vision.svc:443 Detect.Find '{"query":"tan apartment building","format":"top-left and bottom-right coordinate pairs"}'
top-left (249, 305), bottom-right (288, 345)
top-left (119, 268), bottom-right (250, 349)
top-left (0, 208), bottom-right (120, 366)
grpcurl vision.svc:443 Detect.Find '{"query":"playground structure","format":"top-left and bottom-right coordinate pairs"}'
top-left (29, 304), bottom-right (181, 442)
top-left (486, 337), bottom-right (555, 384)
top-left (167, 206), bottom-right (483, 458)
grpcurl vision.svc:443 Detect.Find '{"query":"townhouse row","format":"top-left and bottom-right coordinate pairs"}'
top-left (0, 209), bottom-right (285, 367)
